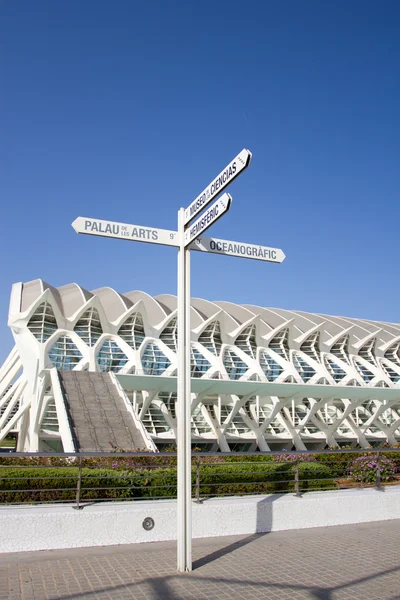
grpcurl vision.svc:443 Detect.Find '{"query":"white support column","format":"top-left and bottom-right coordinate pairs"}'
top-left (50, 368), bottom-right (76, 453)
top-left (177, 208), bottom-right (192, 572)
top-left (184, 236), bottom-right (192, 571)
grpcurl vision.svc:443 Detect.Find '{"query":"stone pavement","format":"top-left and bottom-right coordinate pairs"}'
top-left (1, 520), bottom-right (400, 600)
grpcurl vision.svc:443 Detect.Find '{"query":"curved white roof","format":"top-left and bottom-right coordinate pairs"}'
top-left (14, 278), bottom-right (399, 341)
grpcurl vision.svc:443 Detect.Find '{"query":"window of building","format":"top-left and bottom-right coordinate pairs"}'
top-left (384, 342), bottom-right (400, 367)
top-left (265, 416), bottom-right (286, 435)
top-left (235, 325), bottom-right (257, 358)
top-left (198, 321), bottom-right (222, 356)
top-left (191, 404), bottom-right (212, 435)
top-left (225, 410), bottom-right (251, 435)
top-left (268, 329), bottom-right (289, 361)
top-left (223, 348), bottom-right (248, 380)
top-left (258, 403), bottom-right (273, 421)
top-left (160, 318), bottom-right (177, 352)
top-left (324, 356), bottom-right (346, 383)
top-left (142, 343), bottom-right (171, 375)
top-left (380, 360), bottom-right (400, 383)
top-left (74, 307), bottom-right (103, 346)
top-left (353, 359), bottom-right (375, 383)
top-left (358, 339), bottom-right (376, 365)
top-left (48, 336), bottom-right (82, 371)
top-left (191, 347), bottom-right (211, 377)
top-left (40, 399), bottom-right (58, 432)
top-left (228, 442), bottom-right (253, 452)
top-left (191, 442), bottom-right (215, 451)
top-left (202, 401), bottom-right (218, 422)
top-left (300, 331), bottom-right (320, 363)
top-left (289, 403), bottom-right (308, 426)
top-left (293, 353), bottom-right (316, 382)
top-left (142, 403), bottom-right (171, 435)
top-left (260, 351), bottom-right (283, 381)
top-left (330, 335), bottom-right (350, 364)
top-left (117, 313), bottom-right (145, 349)
top-left (318, 403), bottom-right (339, 425)
top-left (27, 302), bottom-right (58, 342)
top-left (158, 391), bottom-right (177, 420)
top-left (97, 340), bottom-right (128, 372)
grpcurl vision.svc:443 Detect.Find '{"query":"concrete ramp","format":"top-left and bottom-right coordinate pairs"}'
top-left (58, 371), bottom-right (146, 451)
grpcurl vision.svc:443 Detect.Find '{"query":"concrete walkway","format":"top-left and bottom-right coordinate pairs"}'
top-left (1, 520), bottom-right (400, 600)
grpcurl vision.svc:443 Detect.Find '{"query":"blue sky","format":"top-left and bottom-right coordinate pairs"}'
top-left (1, 1), bottom-right (399, 362)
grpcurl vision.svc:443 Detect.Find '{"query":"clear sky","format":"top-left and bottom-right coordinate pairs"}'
top-left (1, 1), bottom-right (399, 362)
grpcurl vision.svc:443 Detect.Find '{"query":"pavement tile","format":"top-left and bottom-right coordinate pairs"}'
top-left (1, 519), bottom-right (400, 599)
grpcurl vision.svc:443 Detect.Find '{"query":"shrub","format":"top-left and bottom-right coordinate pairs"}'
top-left (0, 467), bottom-right (136, 504)
top-left (370, 445), bottom-right (400, 470)
top-left (349, 454), bottom-right (397, 484)
top-left (273, 453), bottom-right (316, 463)
top-left (295, 462), bottom-right (336, 492)
top-left (221, 454), bottom-right (274, 463)
top-left (0, 461), bottom-right (337, 504)
top-left (195, 461), bottom-right (336, 498)
top-left (313, 452), bottom-right (359, 478)
top-left (196, 462), bottom-right (291, 497)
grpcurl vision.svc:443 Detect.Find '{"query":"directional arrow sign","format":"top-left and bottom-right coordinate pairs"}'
top-left (72, 217), bottom-right (178, 247)
top-left (190, 236), bottom-right (286, 263)
top-left (184, 193), bottom-right (232, 247)
top-left (184, 149), bottom-right (251, 225)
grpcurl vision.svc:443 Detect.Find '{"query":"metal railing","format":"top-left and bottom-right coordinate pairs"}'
top-left (0, 448), bottom-right (399, 508)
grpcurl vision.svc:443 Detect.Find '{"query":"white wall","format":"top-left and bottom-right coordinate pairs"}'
top-left (1, 487), bottom-right (400, 553)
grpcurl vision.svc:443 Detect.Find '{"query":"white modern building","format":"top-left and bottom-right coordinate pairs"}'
top-left (1, 278), bottom-right (400, 452)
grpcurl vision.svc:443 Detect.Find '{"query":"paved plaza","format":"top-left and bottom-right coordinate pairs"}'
top-left (1, 519), bottom-right (400, 600)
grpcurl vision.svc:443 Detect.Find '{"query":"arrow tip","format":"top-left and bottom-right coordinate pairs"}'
top-left (71, 217), bottom-right (81, 232)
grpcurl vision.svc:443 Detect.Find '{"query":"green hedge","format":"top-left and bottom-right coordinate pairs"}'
top-left (0, 461), bottom-right (336, 504)
top-left (0, 468), bottom-right (136, 504)
top-left (196, 461), bottom-right (336, 497)
top-left (312, 453), bottom-right (358, 477)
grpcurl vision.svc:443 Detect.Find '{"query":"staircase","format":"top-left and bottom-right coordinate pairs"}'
top-left (58, 371), bottom-right (146, 451)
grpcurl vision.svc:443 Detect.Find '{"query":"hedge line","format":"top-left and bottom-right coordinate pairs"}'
top-left (0, 462), bottom-right (336, 504)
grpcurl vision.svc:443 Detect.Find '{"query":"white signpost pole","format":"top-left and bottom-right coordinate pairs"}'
top-left (176, 208), bottom-right (192, 572)
top-left (184, 230), bottom-right (192, 569)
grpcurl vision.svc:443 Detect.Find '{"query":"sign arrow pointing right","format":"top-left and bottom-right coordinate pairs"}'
top-left (190, 236), bottom-right (286, 263)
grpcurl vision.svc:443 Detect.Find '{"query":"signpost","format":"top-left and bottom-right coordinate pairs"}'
top-left (184, 193), bottom-right (231, 246)
top-left (190, 236), bottom-right (286, 263)
top-left (184, 149), bottom-right (251, 224)
top-left (71, 149), bottom-right (286, 573)
top-left (72, 217), bottom-right (178, 247)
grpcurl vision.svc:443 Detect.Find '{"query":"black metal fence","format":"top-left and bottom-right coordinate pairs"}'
top-left (1, 448), bottom-right (400, 508)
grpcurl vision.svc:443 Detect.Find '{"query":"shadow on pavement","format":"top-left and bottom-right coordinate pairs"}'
top-left (45, 562), bottom-right (400, 600)
top-left (192, 531), bottom-right (269, 570)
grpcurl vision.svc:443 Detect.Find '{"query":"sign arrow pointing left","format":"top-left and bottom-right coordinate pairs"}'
top-left (72, 217), bottom-right (179, 247)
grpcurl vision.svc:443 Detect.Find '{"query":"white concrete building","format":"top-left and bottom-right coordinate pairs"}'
top-left (1, 278), bottom-right (400, 452)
